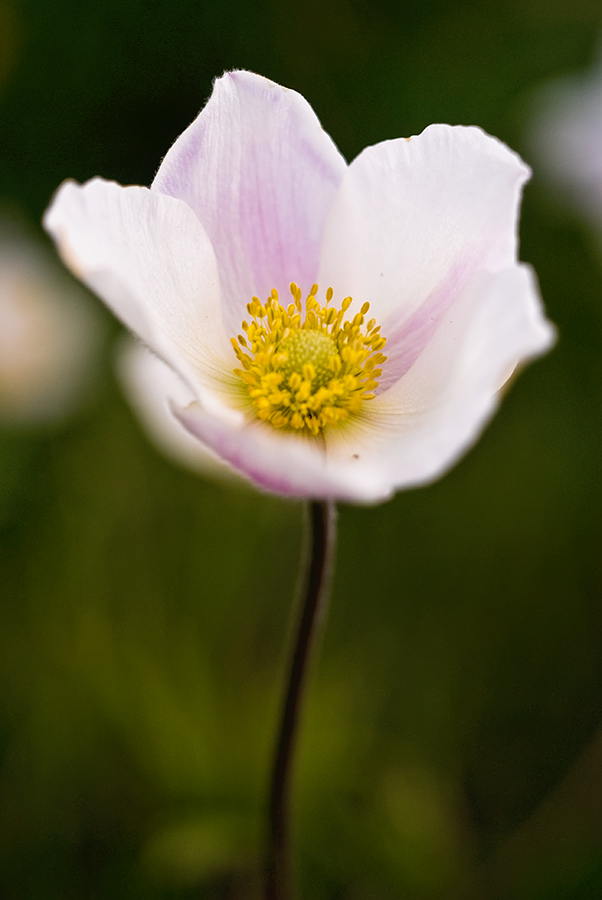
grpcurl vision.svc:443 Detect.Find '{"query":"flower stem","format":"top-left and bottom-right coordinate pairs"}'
top-left (265, 500), bottom-right (337, 900)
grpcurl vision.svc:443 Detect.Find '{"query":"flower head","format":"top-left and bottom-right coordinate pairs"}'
top-left (44, 71), bottom-right (554, 502)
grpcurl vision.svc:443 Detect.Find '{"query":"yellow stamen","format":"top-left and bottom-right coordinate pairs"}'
top-left (231, 283), bottom-right (387, 434)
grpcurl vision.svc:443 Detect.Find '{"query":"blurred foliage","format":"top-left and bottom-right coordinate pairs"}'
top-left (2, 0), bottom-right (602, 897)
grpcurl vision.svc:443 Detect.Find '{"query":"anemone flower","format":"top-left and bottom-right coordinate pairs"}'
top-left (44, 70), bottom-right (553, 504)
top-left (43, 71), bottom-right (554, 900)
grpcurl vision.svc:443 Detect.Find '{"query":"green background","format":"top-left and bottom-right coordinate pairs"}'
top-left (1, 0), bottom-right (602, 897)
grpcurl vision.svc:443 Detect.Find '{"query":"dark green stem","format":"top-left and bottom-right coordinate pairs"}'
top-left (265, 500), bottom-right (338, 900)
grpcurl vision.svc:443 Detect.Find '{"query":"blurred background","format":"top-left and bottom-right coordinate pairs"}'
top-left (2, 0), bottom-right (602, 897)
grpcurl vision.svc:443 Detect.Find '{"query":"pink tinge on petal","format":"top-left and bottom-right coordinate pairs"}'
top-left (318, 124), bottom-right (530, 332)
top-left (153, 71), bottom-right (347, 335)
top-left (377, 258), bottom-right (475, 392)
top-left (363, 265), bottom-right (555, 492)
top-left (171, 402), bottom-right (385, 502)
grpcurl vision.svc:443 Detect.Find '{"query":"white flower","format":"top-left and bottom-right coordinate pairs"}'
top-left (44, 70), bottom-right (554, 503)
top-left (0, 218), bottom-right (102, 424)
top-left (529, 45), bottom-right (602, 231)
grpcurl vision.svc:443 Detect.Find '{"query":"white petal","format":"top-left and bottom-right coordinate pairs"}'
top-left (152, 70), bottom-right (347, 334)
top-left (171, 403), bottom-right (387, 503)
top-left (117, 339), bottom-right (238, 480)
top-left (44, 177), bottom-right (235, 406)
top-left (318, 124), bottom-right (531, 388)
top-left (333, 265), bottom-right (555, 496)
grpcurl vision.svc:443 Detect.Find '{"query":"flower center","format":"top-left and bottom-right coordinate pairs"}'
top-left (231, 282), bottom-right (387, 435)
top-left (279, 329), bottom-right (339, 391)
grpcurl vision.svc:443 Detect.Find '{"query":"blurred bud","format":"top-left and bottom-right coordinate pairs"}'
top-left (117, 338), bottom-right (238, 481)
top-left (529, 42), bottom-right (602, 231)
top-left (0, 215), bottom-right (103, 424)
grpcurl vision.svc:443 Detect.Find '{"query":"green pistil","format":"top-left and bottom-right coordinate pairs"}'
top-left (279, 330), bottom-right (339, 389)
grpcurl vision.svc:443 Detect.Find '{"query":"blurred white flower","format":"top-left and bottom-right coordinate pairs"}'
top-left (45, 71), bottom-right (553, 502)
top-left (529, 46), bottom-right (602, 230)
top-left (117, 338), bottom-right (237, 480)
top-left (0, 218), bottom-right (102, 424)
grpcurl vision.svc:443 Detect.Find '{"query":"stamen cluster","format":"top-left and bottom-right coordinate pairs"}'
top-left (231, 283), bottom-right (387, 435)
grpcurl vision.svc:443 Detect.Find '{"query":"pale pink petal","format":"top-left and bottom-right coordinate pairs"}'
top-left (152, 70), bottom-right (347, 334)
top-left (172, 403), bottom-right (387, 503)
top-left (318, 125), bottom-right (530, 380)
top-left (374, 261), bottom-right (469, 392)
top-left (326, 265), bottom-right (555, 498)
top-left (43, 178), bottom-right (237, 407)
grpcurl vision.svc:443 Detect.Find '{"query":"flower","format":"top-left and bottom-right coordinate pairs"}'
top-left (44, 70), bottom-right (554, 503)
top-left (529, 43), bottom-right (602, 233)
top-left (0, 216), bottom-right (102, 424)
